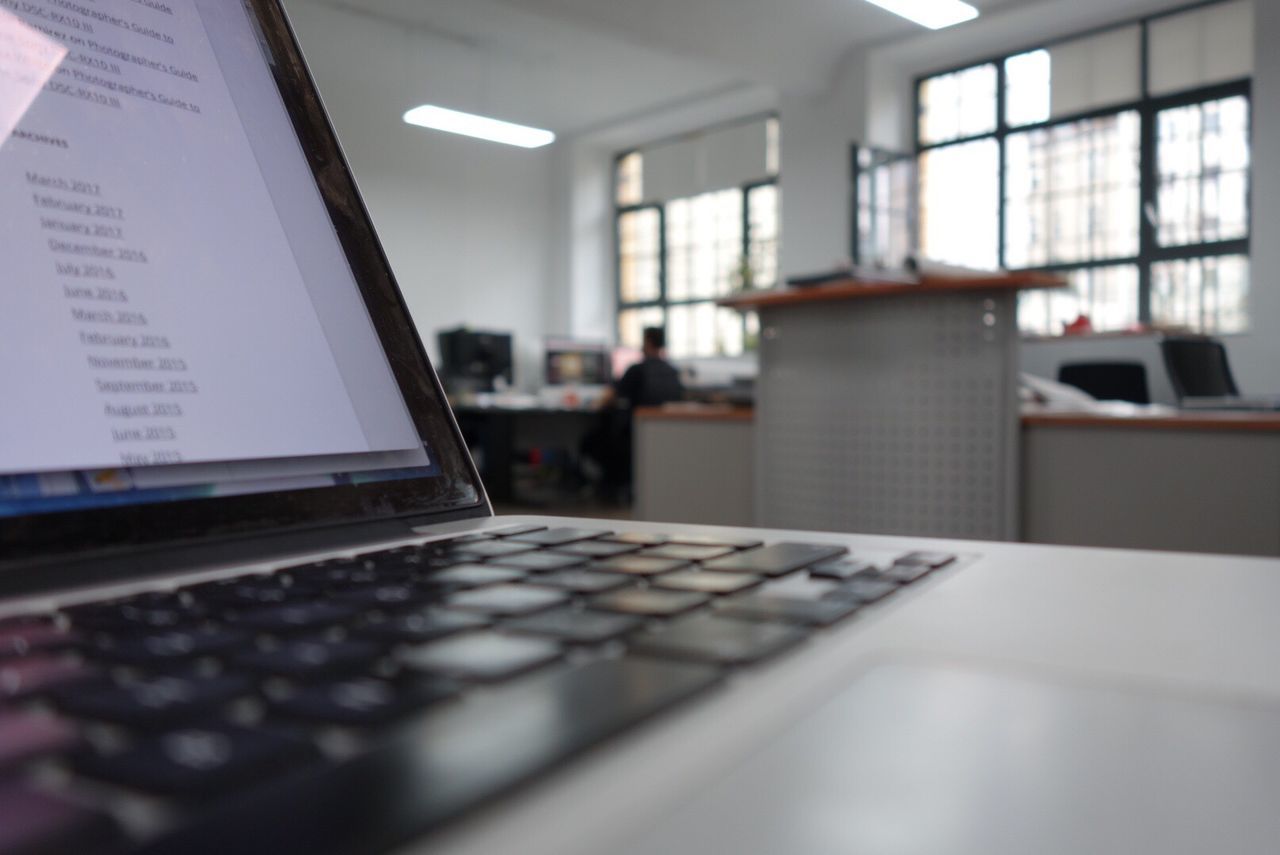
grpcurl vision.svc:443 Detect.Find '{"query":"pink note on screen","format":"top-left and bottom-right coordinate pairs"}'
top-left (0, 9), bottom-right (68, 148)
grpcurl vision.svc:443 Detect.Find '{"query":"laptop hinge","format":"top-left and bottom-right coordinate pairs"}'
top-left (0, 507), bottom-right (487, 602)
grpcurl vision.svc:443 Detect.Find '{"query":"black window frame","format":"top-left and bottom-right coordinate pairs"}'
top-left (612, 116), bottom-right (779, 358)
top-left (907, 0), bottom-right (1251, 333)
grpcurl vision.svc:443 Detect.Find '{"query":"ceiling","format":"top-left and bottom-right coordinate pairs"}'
top-left (288, 0), bottom-right (1173, 139)
top-left (487, 0), bottom-right (1009, 93)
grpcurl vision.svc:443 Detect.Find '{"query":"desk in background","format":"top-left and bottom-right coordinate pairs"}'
top-left (633, 405), bottom-right (755, 527)
top-left (633, 405), bottom-right (1280, 557)
top-left (1023, 410), bottom-right (1280, 557)
top-left (453, 404), bottom-right (600, 505)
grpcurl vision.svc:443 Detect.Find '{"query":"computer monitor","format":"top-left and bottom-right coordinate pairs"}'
top-left (437, 328), bottom-right (513, 393)
top-left (544, 338), bottom-right (610, 386)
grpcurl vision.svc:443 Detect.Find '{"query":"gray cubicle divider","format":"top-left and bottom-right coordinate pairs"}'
top-left (752, 289), bottom-right (1020, 540)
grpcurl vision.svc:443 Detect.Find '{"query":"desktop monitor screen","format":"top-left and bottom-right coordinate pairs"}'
top-left (437, 328), bottom-right (513, 392)
top-left (544, 339), bottom-right (610, 386)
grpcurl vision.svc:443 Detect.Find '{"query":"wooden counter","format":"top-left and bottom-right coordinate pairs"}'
top-left (718, 271), bottom-right (1064, 310)
top-left (634, 404), bottom-right (754, 423)
top-left (1022, 410), bottom-right (1280, 432)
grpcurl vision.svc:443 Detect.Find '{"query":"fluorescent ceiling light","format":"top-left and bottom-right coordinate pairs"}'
top-left (402, 105), bottom-right (555, 148)
top-left (863, 0), bottom-right (979, 30)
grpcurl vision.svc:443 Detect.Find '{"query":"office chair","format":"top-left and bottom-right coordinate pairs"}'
top-left (1159, 335), bottom-right (1240, 401)
top-left (1057, 361), bottom-right (1151, 404)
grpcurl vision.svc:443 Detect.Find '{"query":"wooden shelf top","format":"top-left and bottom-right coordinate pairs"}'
top-left (1022, 410), bottom-right (1280, 432)
top-left (719, 271), bottom-right (1065, 310)
top-left (634, 404), bottom-right (755, 423)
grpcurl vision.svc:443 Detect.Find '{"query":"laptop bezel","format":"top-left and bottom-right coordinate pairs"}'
top-left (0, 0), bottom-right (490, 574)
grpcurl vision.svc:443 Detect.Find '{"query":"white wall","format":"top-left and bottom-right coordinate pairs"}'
top-left (284, 1), bottom-right (557, 390)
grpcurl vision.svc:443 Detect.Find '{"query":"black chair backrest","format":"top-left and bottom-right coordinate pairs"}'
top-left (1057, 361), bottom-right (1151, 404)
top-left (1159, 336), bottom-right (1239, 400)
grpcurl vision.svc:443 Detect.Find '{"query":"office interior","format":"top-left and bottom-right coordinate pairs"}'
top-left (281, 0), bottom-right (1276, 555)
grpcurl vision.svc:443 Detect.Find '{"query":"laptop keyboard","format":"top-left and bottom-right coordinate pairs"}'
top-left (0, 525), bottom-right (957, 855)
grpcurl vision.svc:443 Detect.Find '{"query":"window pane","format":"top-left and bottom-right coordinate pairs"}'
top-left (1156, 95), bottom-right (1250, 246)
top-left (747, 184), bottom-right (779, 288)
top-left (618, 208), bottom-right (660, 303)
top-left (616, 152), bottom-right (643, 205)
top-left (766, 116), bottom-right (781, 176)
top-left (1005, 50), bottom-right (1051, 127)
top-left (856, 149), bottom-right (915, 268)
top-left (1004, 111), bottom-right (1140, 268)
top-left (1017, 264), bottom-right (1139, 335)
top-left (666, 302), bottom-right (744, 359)
top-left (918, 64), bottom-right (997, 146)
top-left (918, 139), bottom-right (999, 269)
top-left (1151, 255), bottom-right (1249, 334)
top-left (618, 306), bottom-right (665, 350)
top-left (666, 189), bottom-right (743, 302)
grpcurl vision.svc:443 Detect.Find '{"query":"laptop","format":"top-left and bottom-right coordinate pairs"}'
top-left (4, 2), bottom-right (1280, 854)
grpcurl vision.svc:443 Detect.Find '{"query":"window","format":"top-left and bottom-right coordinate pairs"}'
top-left (614, 117), bottom-right (779, 358)
top-left (912, 0), bottom-right (1252, 336)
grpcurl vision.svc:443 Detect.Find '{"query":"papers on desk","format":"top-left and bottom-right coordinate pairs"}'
top-left (1019, 373), bottom-right (1177, 416)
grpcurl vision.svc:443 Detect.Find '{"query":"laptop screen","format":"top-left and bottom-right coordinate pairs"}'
top-left (1, 1), bottom-right (485, 554)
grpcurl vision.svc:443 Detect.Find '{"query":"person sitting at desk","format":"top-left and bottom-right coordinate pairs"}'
top-left (600, 326), bottom-right (684, 411)
top-left (586, 326), bottom-right (684, 501)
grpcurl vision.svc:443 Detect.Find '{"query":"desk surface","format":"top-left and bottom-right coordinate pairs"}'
top-left (719, 271), bottom-right (1063, 311)
top-left (1022, 410), bottom-right (1280, 432)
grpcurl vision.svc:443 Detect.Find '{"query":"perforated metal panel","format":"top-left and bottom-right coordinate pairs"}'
top-left (753, 291), bottom-right (1019, 540)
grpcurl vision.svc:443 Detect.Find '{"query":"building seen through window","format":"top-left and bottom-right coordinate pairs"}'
top-left (913, 0), bottom-right (1252, 336)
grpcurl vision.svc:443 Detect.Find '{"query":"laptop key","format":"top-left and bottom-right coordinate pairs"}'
top-left (877, 563), bottom-right (933, 584)
top-left (232, 639), bottom-right (383, 681)
top-left (424, 564), bottom-right (525, 589)
top-left (600, 531), bottom-right (669, 546)
top-left (631, 614), bottom-right (806, 666)
top-left (140, 657), bottom-right (720, 854)
top-left (1, 656), bottom-right (98, 699)
top-left (701, 542), bottom-right (849, 577)
top-left (501, 608), bottom-right (641, 644)
top-left (0, 784), bottom-right (120, 855)
top-left (809, 558), bottom-right (880, 581)
top-left (652, 570), bottom-right (763, 595)
top-left (716, 592), bottom-right (860, 627)
top-left (448, 540), bottom-right (538, 559)
top-left (552, 540), bottom-right (642, 559)
top-left (329, 584), bottom-right (426, 610)
top-left (487, 524), bottom-right (548, 537)
top-left (639, 544), bottom-right (736, 562)
top-left (506, 527), bottom-right (610, 546)
top-left (270, 676), bottom-right (459, 728)
top-left (896, 551), bottom-right (957, 569)
top-left (50, 674), bottom-right (252, 728)
top-left (666, 534), bottom-right (764, 550)
top-left (590, 556), bottom-right (688, 577)
top-left (74, 724), bottom-right (320, 798)
top-left (89, 627), bottom-right (250, 664)
top-left (485, 551), bottom-right (586, 572)
top-left (230, 602), bottom-right (358, 633)
top-left (590, 589), bottom-right (710, 617)
top-left (0, 623), bottom-right (82, 658)
top-left (534, 569), bottom-right (635, 594)
top-left (399, 632), bottom-right (560, 682)
top-left (447, 584), bottom-right (569, 617)
top-left (825, 576), bottom-right (899, 604)
top-left (356, 609), bottom-right (488, 644)
top-left (0, 710), bottom-right (78, 769)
